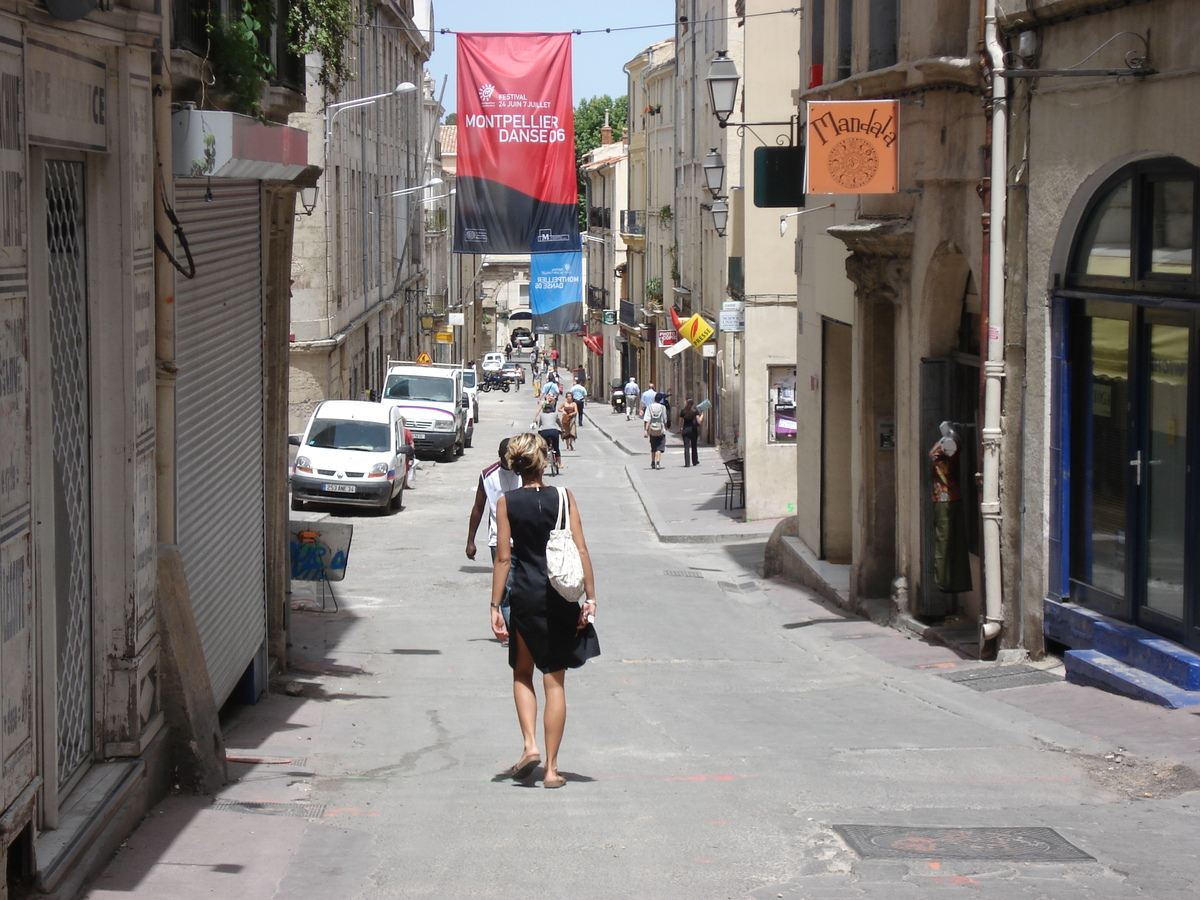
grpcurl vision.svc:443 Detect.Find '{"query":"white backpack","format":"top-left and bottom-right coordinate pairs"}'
top-left (647, 403), bottom-right (666, 436)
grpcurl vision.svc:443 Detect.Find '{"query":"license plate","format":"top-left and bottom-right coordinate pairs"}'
top-left (323, 483), bottom-right (356, 494)
top-left (411, 433), bottom-right (426, 440)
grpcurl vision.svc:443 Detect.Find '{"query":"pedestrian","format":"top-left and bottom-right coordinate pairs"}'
top-left (623, 374), bottom-right (639, 421)
top-left (491, 433), bottom-right (599, 788)
top-left (559, 394), bottom-right (578, 450)
top-left (505, 342), bottom-right (512, 360)
top-left (533, 397), bottom-right (564, 470)
top-left (550, 347), bottom-right (560, 368)
top-left (466, 438), bottom-right (522, 631)
top-left (678, 398), bottom-right (704, 467)
top-left (541, 375), bottom-right (560, 403)
top-left (569, 380), bottom-right (587, 426)
top-left (643, 391), bottom-right (668, 469)
top-left (639, 382), bottom-right (656, 418)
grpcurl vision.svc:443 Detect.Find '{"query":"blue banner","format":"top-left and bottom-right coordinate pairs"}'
top-left (529, 251), bottom-right (585, 335)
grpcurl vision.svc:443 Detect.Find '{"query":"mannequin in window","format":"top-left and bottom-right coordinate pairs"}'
top-left (929, 421), bottom-right (972, 594)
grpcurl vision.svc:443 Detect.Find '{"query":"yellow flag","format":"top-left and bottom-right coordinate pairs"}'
top-left (680, 313), bottom-right (714, 350)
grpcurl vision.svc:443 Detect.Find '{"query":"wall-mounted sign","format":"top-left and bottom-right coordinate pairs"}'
top-left (602, 310), bottom-right (616, 326)
top-left (656, 329), bottom-right (679, 349)
top-left (448, 312), bottom-right (465, 326)
top-left (805, 100), bottom-right (898, 195)
top-left (27, 40), bottom-right (108, 152)
top-left (435, 331), bottom-right (454, 343)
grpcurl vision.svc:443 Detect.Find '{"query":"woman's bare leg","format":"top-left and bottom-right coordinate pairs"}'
top-left (511, 630), bottom-right (539, 757)
top-left (542, 669), bottom-right (566, 781)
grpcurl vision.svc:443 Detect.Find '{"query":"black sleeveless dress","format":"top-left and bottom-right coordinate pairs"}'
top-left (504, 486), bottom-right (601, 673)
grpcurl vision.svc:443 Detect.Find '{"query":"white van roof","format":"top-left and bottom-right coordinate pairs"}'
top-left (313, 400), bottom-right (394, 424)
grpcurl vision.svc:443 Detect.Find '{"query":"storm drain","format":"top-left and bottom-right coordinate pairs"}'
top-left (211, 800), bottom-right (327, 819)
top-left (663, 569), bottom-right (704, 579)
top-left (833, 825), bottom-right (1093, 861)
top-left (940, 664), bottom-right (1062, 692)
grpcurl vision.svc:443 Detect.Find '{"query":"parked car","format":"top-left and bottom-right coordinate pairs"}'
top-left (380, 360), bottom-right (471, 460)
top-left (511, 328), bottom-right (536, 349)
top-left (461, 364), bottom-right (480, 422)
top-left (290, 400), bottom-right (413, 512)
top-left (481, 351), bottom-right (505, 373)
top-left (500, 361), bottom-right (525, 385)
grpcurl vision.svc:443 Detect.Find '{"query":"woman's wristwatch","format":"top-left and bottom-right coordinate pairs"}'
top-left (489, 603), bottom-right (501, 609)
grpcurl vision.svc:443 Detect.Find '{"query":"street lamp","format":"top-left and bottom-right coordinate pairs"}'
top-left (702, 148), bottom-right (725, 198)
top-left (705, 52), bottom-right (797, 144)
top-left (323, 82), bottom-right (417, 153)
top-left (706, 51), bottom-right (739, 125)
top-left (779, 203), bottom-right (836, 236)
top-left (382, 177), bottom-right (443, 199)
top-left (298, 185), bottom-right (318, 216)
top-left (710, 197), bottom-right (729, 237)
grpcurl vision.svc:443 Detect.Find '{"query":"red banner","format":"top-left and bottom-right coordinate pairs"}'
top-left (455, 33), bottom-right (580, 254)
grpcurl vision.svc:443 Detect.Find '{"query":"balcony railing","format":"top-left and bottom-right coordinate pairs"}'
top-left (587, 207), bottom-right (611, 229)
top-left (620, 209), bottom-right (646, 236)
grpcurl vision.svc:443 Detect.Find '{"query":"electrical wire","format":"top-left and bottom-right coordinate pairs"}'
top-left (359, 8), bottom-right (802, 37)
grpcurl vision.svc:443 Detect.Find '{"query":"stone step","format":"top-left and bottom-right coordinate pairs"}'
top-left (1064, 649), bottom-right (1200, 709)
top-left (1045, 599), bottom-right (1200, 691)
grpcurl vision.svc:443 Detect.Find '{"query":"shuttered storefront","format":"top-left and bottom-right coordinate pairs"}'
top-left (174, 179), bottom-right (266, 706)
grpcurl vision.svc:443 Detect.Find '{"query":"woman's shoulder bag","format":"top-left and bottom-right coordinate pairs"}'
top-left (546, 487), bottom-right (586, 601)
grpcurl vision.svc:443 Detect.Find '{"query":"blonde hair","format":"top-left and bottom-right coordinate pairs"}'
top-left (505, 432), bottom-right (548, 477)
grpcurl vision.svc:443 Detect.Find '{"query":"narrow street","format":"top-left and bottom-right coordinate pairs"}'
top-left (85, 388), bottom-right (1200, 899)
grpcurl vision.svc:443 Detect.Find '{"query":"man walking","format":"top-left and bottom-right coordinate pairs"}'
top-left (466, 438), bottom-right (522, 632)
top-left (639, 382), bottom-right (656, 419)
top-left (623, 375), bottom-right (639, 421)
top-left (569, 380), bottom-right (587, 426)
top-left (643, 391), bottom-right (669, 470)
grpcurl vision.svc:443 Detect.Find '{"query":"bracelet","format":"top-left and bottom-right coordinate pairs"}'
top-left (583, 599), bottom-right (596, 605)
top-left (489, 603), bottom-right (501, 609)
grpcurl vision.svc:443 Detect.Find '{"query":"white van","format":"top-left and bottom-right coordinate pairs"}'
top-left (380, 360), bottom-right (471, 461)
top-left (481, 351), bottom-right (505, 373)
top-left (290, 400), bottom-right (413, 512)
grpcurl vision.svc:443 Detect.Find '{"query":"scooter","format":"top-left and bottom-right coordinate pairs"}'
top-left (611, 386), bottom-right (625, 414)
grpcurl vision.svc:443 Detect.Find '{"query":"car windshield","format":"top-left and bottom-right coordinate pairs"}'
top-left (307, 419), bottom-right (390, 453)
top-left (383, 374), bottom-right (455, 402)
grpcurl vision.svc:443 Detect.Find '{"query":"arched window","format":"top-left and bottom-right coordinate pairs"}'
top-left (1068, 158), bottom-right (1198, 298)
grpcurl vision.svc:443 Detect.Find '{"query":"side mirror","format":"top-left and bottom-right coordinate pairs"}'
top-left (288, 434), bottom-right (301, 446)
top-left (397, 444), bottom-right (414, 457)
top-left (460, 397), bottom-right (469, 408)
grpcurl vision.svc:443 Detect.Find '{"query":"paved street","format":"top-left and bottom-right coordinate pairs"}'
top-left (85, 388), bottom-right (1200, 900)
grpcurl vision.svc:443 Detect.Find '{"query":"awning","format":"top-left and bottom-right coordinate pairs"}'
top-left (581, 333), bottom-right (604, 355)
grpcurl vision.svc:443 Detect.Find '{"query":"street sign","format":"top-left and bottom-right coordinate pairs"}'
top-left (448, 312), bottom-right (465, 326)
top-left (719, 309), bottom-right (745, 332)
top-left (680, 313), bottom-right (714, 349)
top-left (602, 310), bottom-right (616, 326)
top-left (435, 331), bottom-right (454, 343)
top-left (416, 352), bottom-right (432, 364)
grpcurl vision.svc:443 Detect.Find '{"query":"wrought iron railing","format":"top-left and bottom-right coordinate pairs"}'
top-left (620, 209), bottom-right (646, 235)
top-left (587, 285), bottom-right (608, 311)
top-left (619, 299), bottom-right (636, 327)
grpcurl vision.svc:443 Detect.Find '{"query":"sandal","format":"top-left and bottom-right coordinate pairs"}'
top-left (507, 752), bottom-right (540, 780)
top-left (543, 774), bottom-right (566, 789)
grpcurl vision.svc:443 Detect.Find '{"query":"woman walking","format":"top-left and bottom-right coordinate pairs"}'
top-left (491, 434), bottom-right (600, 788)
top-left (559, 394), bottom-right (579, 450)
top-left (678, 398), bottom-right (704, 467)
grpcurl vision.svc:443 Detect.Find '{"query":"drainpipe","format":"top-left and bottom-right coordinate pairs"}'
top-left (153, 1), bottom-right (177, 543)
top-left (980, 9), bottom-right (1007, 644)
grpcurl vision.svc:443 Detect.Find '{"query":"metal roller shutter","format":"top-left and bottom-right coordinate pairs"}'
top-left (174, 179), bottom-right (266, 707)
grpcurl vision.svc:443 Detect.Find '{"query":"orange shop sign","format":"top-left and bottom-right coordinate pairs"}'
top-left (805, 100), bottom-right (898, 195)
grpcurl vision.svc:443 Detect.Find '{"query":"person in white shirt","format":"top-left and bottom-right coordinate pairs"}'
top-left (638, 382), bottom-right (656, 418)
top-left (623, 376), bottom-right (639, 420)
top-left (467, 438), bottom-right (523, 630)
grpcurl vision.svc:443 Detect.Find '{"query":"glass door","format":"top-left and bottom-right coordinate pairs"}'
top-left (1136, 313), bottom-right (1192, 638)
top-left (1070, 301), bottom-right (1198, 648)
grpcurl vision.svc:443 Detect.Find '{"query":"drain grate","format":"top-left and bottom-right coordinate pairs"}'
top-left (663, 569), bottom-right (704, 579)
top-left (833, 825), bottom-right (1093, 861)
top-left (940, 664), bottom-right (1062, 692)
top-left (211, 800), bottom-right (327, 819)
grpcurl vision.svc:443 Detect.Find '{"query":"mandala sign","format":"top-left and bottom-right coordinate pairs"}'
top-left (826, 136), bottom-right (879, 189)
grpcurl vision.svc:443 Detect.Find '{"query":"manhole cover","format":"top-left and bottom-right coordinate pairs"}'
top-left (940, 664), bottom-right (1061, 692)
top-left (832, 825), bottom-right (1093, 861)
top-left (211, 800), bottom-right (327, 819)
top-left (663, 569), bottom-right (704, 579)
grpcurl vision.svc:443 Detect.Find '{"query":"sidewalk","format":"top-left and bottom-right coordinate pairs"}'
top-left (583, 402), bottom-right (780, 544)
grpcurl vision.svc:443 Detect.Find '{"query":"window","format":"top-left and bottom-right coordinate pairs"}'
top-left (869, 0), bottom-right (899, 70)
top-left (1069, 159), bottom-right (1200, 298)
top-left (836, 0), bottom-right (853, 80)
top-left (768, 365), bottom-right (797, 442)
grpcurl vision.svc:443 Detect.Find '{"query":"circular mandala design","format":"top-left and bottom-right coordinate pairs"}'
top-left (827, 136), bottom-right (879, 188)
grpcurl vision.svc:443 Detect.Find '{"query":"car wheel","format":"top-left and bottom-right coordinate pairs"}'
top-left (464, 431), bottom-right (473, 449)
top-left (389, 481), bottom-right (404, 511)
top-left (441, 444), bottom-right (456, 463)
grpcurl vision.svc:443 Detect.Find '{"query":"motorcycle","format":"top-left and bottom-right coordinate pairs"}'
top-left (480, 372), bottom-right (510, 393)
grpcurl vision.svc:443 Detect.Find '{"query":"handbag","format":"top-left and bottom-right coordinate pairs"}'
top-left (546, 487), bottom-right (586, 602)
